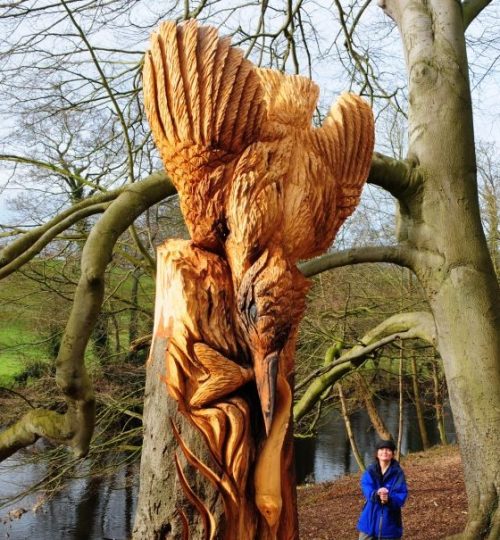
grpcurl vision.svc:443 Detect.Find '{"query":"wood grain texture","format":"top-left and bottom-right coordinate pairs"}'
top-left (143, 19), bottom-right (374, 539)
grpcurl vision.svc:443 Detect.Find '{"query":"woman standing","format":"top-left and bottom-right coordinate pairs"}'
top-left (357, 440), bottom-right (408, 540)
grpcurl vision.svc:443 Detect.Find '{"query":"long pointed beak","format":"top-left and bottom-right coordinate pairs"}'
top-left (254, 352), bottom-right (279, 436)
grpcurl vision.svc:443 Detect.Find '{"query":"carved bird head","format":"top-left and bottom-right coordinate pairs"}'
top-left (235, 247), bottom-right (308, 435)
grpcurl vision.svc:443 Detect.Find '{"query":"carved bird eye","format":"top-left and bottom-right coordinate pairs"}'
top-left (248, 301), bottom-right (258, 323)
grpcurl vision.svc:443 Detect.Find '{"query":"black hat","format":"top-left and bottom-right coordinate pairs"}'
top-left (376, 439), bottom-right (396, 451)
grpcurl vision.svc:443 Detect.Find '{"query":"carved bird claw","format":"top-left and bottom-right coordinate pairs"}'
top-left (190, 343), bottom-right (254, 408)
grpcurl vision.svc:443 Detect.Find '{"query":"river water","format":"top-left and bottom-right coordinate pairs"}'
top-left (295, 399), bottom-right (455, 484)
top-left (1, 400), bottom-right (454, 539)
top-left (0, 455), bottom-right (137, 540)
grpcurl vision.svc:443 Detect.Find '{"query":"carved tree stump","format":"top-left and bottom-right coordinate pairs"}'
top-left (135, 19), bottom-right (374, 539)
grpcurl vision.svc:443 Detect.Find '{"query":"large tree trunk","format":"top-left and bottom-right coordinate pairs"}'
top-left (382, 2), bottom-right (500, 537)
top-left (133, 241), bottom-right (299, 539)
top-left (425, 269), bottom-right (500, 539)
top-left (133, 333), bottom-right (224, 539)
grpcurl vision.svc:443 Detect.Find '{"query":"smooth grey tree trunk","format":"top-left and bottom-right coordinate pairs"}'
top-left (381, 2), bottom-right (500, 537)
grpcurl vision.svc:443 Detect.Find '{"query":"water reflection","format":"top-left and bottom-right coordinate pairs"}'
top-left (0, 453), bottom-right (138, 540)
top-left (295, 399), bottom-right (455, 484)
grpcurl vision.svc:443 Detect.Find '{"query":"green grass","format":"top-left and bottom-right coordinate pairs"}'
top-left (0, 261), bottom-right (156, 386)
top-left (0, 271), bottom-right (56, 385)
top-left (0, 323), bottom-right (48, 385)
top-left (0, 357), bottom-right (25, 385)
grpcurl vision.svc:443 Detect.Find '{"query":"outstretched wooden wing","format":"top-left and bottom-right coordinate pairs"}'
top-left (251, 68), bottom-right (374, 261)
top-left (143, 20), bottom-right (266, 249)
top-left (143, 19), bottom-right (267, 164)
top-left (319, 93), bottom-right (375, 230)
top-left (288, 92), bottom-right (374, 260)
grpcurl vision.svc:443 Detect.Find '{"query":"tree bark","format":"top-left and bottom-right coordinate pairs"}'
top-left (431, 356), bottom-right (447, 446)
top-left (410, 355), bottom-right (430, 450)
top-left (132, 334), bottom-right (224, 539)
top-left (354, 372), bottom-right (392, 441)
top-left (379, 2), bottom-right (500, 536)
top-left (336, 382), bottom-right (365, 471)
top-left (396, 347), bottom-right (403, 461)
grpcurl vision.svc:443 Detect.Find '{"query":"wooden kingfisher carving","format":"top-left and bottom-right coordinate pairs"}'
top-left (143, 19), bottom-right (374, 539)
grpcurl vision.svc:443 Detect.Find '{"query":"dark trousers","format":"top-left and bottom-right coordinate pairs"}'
top-left (358, 533), bottom-right (402, 540)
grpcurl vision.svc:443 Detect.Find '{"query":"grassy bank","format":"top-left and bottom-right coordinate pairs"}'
top-left (0, 263), bottom-right (155, 386)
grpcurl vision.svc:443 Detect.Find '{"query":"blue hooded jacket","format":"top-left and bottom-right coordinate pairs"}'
top-left (357, 459), bottom-right (408, 538)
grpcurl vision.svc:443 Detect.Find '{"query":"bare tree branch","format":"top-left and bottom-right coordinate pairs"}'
top-left (0, 410), bottom-right (77, 461)
top-left (59, 0), bottom-right (136, 184)
top-left (293, 311), bottom-right (436, 421)
top-left (0, 154), bottom-right (107, 192)
top-left (0, 202), bottom-right (109, 279)
top-left (368, 152), bottom-right (420, 201)
top-left (298, 243), bottom-right (415, 277)
top-left (462, 0), bottom-right (493, 30)
top-left (0, 171), bottom-right (175, 461)
top-left (0, 171), bottom-right (172, 278)
top-left (1, 192), bottom-right (117, 268)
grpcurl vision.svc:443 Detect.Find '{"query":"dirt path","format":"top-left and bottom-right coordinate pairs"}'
top-left (298, 445), bottom-right (467, 539)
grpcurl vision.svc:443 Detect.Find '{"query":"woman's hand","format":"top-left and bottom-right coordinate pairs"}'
top-left (377, 487), bottom-right (389, 504)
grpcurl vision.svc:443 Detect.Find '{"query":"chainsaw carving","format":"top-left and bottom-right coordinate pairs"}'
top-left (143, 19), bottom-right (374, 539)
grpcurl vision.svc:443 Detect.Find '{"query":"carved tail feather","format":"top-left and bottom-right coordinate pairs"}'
top-left (255, 68), bottom-right (319, 129)
top-left (173, 451), bottom-right (217, 540)
top-left (320, 93), bottom-right (375, 221)
top-left (143, 19), bottom-right (265, 178)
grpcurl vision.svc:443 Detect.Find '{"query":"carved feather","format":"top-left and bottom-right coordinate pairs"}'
top-left (143, 20), bottom-right (266, 250)
top-left (143, 20), bottom-right (264, 169)
top-left (318, 93), bottom-right (375, 222)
